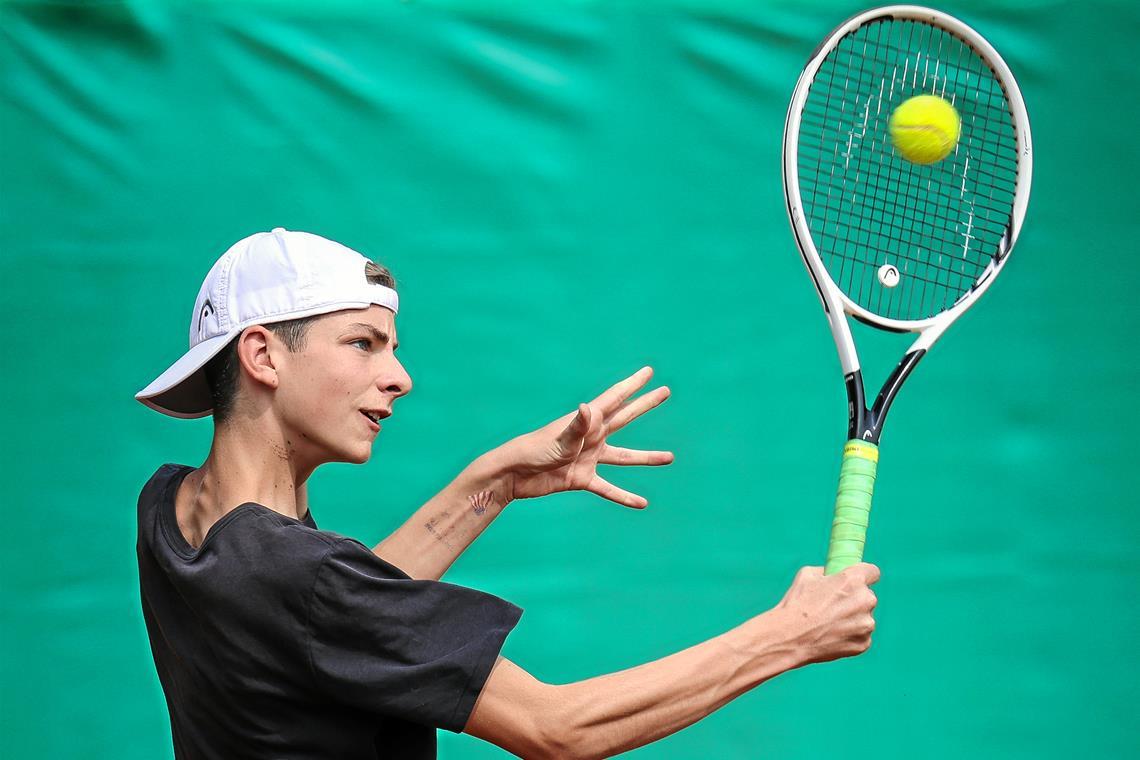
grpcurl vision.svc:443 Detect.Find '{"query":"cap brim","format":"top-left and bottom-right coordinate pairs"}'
top-left (135, 333), bottom-right (234, 419)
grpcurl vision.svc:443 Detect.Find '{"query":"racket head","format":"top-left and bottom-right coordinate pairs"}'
top-left (783, 5), bottom-right (1032, 334)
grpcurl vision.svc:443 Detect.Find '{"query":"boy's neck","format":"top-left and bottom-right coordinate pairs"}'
top-left (197, 416), bottom-right (314, 521)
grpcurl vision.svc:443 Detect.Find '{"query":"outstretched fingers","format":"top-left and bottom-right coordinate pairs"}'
top-left (598, 445), bottom-right (674, 467)
top-left (607, 385), bottom-right (670, 432)
top-left (589, 367), bottom-right (655, 417)
top-left (587, 475), bottom-right (648, 509)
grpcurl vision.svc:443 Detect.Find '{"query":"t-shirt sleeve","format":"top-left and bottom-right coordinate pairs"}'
top-left (305, 538), bottom-right (523, 732)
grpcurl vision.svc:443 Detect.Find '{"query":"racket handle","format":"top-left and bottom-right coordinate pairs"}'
top-left (824, 439), bottom-right (879, 575)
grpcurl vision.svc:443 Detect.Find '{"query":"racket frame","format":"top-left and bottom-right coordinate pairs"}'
top-left (780, 5), bottom-right (1033, 572)
top-left (782, 4), bottom-right (1033, 441)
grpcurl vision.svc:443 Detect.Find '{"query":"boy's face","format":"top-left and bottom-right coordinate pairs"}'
top-left (272, 305), bottom-right (411, 467)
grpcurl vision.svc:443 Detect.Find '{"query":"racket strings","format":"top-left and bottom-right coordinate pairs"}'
top-left (852, 22), bottom-right (1008, 315)
top-left (836, 22), bottom-right (1000, 307)
top-left (797, 17), bottom-right (1020, 322)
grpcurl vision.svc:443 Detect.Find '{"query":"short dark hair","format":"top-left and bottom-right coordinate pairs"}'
top-left (204, 260), bottom-right (396, 424)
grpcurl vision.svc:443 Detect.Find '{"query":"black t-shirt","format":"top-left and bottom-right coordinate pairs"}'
top-left (136, 464), bottom-right (523, 759)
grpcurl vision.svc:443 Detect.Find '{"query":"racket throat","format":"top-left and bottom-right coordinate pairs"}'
top-left (845, 349), bottom-right (927, 444)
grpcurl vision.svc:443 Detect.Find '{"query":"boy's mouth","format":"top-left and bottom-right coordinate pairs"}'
top-left (360, 409), bottom-right (390, 429)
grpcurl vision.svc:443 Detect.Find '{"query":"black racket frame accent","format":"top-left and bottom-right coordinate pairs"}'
top-left (845, 349), bottom-right (927, 443)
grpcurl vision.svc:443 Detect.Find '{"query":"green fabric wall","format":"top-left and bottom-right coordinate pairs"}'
top-left (1, 1), bottom-right (1136, 757)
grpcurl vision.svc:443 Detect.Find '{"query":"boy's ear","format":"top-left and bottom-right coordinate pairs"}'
top-left (235, 326), bottom-right (279, 391)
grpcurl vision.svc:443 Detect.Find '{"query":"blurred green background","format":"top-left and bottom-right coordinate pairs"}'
top-left (2, 1), bottom-right (1136, 757)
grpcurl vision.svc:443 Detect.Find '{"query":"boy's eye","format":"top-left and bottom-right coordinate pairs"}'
top-left (352, 338), bottom-right (372, 350)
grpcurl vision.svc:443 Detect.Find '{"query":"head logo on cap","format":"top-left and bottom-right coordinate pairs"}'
top-left (197, 300), bottom-right (215, 343)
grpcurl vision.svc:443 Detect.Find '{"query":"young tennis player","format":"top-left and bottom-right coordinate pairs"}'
top-left (135, 228), bottom-right (879, 759)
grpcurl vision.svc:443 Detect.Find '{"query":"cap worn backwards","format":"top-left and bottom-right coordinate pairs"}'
top-left (134, 228), bottom-right (399, 419)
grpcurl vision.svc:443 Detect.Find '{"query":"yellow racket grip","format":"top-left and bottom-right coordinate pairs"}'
top-left (824, 440), bottom-right (879, 575)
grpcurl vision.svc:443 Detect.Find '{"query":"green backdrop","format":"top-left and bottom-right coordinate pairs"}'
top-left (2, 1), bottom-right (1136, 757)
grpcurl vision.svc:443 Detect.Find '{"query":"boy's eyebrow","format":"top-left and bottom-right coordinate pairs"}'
top-left (345, 322), bottom-right (398, 350)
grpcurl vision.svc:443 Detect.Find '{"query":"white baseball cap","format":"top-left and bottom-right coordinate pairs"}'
top-left (136, 228), bottom-right (400, 419)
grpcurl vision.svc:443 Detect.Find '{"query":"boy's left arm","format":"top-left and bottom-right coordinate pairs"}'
top-left (373, 367), bottom-right (673, 581)
top-left (371, 453), bottom-right (514, 581)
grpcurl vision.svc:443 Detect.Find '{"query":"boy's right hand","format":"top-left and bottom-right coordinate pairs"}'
top-left (773, 564), bottom-right (880, 665)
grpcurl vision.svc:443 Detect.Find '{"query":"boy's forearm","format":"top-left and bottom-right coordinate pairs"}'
top-left (550, 609), bottom-right (805, 759)
top-left (373, 453), bottom-right (513, 580)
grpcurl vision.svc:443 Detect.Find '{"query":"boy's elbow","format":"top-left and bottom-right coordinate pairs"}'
top-left (531, 687), bottom-right (612, 760)
top-left (465, 660), bottom-right (591, 760)
top-left (519, 685), bottom-right (595, 760)
top-left (529, 692), bottom-right (582, 759)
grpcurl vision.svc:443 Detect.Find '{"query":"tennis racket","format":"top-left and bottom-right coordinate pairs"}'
top-left (781, 6), bottom-right (1032, 574)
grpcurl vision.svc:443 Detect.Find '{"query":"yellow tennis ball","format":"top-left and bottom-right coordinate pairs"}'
top-left (889, 95), bottom-right (960, 165)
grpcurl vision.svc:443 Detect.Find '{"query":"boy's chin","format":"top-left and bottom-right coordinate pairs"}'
top-left (335, 445), bottom-right (372, 466)
top-left (312, 436), bottom-right (374, 467)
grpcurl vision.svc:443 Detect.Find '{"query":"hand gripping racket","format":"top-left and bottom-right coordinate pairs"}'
top-left (781, 6), bottom-right (1032, 574)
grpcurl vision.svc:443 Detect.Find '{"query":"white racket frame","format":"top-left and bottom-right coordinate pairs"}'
top-left (782, 5), bottom-right (1033, 376)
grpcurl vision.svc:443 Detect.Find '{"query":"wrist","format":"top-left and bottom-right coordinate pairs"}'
top-left (464, 451), bottom-right (516, 509)
top-left (746, 608), bottom-right (812, 674)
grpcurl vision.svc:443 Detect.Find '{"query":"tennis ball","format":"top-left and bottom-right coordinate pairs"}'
top-left (889, 95), bottom-right (960, 165)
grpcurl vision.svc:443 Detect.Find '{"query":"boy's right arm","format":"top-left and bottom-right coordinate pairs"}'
top-left (464, 564), bottom-right (880, 760)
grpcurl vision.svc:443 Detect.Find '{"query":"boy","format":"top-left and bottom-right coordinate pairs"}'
top-left (136, 228), bottom-right (879, 759)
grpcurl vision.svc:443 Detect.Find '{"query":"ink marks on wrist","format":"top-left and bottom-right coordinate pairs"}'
top-left (425, 512), bottom-right (456, 549)
top-left (468, 490), bottom-right (497, 516)
top-left (423, 491), bottom-right (500, 548)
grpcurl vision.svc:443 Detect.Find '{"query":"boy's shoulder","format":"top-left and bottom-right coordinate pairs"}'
top-left (137, 463), bottom-right (375, 589)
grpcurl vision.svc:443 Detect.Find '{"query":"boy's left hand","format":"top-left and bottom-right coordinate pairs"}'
top-left (491, 367), bottom-right (673, 508)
